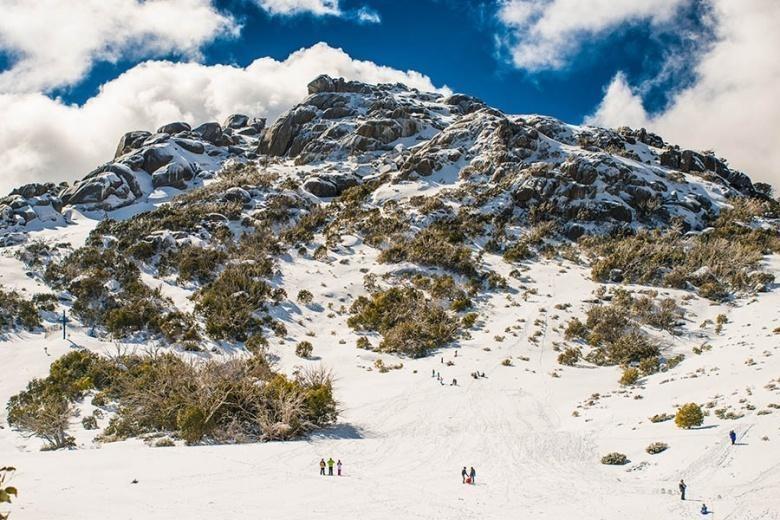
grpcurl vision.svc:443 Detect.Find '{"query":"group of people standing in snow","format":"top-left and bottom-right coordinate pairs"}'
top-left (461, 466), bottom-right (477, 485)
top-left (677, 429), bottom-right (740, 515)
top-left (319, 458), bottom-right (342, 476)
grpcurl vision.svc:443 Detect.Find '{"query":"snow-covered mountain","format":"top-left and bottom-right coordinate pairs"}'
top-left (1, 76), bottom-right (779, 520)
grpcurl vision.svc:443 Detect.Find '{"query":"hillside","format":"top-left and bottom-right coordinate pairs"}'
top-left (1, 75), bottom-right (779, 520)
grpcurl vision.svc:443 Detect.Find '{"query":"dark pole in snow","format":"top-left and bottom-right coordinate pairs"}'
top-left (61, 310), bottom-right (68, 340)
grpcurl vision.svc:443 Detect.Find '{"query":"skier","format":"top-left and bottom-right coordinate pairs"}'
top-left (679, 479), bottom-right (687, 500)
top-left (337, 459), bottom-right (343, 476)
top-left (729, 430), bottom-right (737, 445)
top-left (469, 467), bottom-right (476, 485)
top-left (701, 504), bottom-right (709, 515)
top-left (327, 457), bottom-right (335, 476)
top-left (461, 466), bottom-right (468, 483)
top-left (319, 458), bottom-right (326, 476)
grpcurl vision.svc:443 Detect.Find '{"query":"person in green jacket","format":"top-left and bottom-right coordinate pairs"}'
top-left (327, 457), bottom-right (335, 476)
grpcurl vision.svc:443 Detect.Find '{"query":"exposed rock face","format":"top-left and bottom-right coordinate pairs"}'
top-left (115, 131), bottom-right (152, 158)
top-left (0, 74), bottom-right (763, 240)
top-left (157, 122), bottom-right (191, 135)
top-left (302, 175), bottom-right (359, 198)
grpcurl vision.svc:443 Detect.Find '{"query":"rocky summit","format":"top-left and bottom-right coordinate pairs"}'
top-left (0, 75), bottom-right (764, 242)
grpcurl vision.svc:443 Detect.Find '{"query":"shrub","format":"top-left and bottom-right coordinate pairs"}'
top-left (501, 358), bottom-right (513, 366)
top-left (675, 403), bottom-right (704, 429)
top-left (0, 286), bottom-right (42, 332)
top-left (295, 341), bottom-right (313, 358)
top-left (6, 387), bottom-right (74, 450)
top-left (638, 356), bottom-right (660, 376)
top-left (649, 413), bottom-right (674, 423)
top-left (378, 225), bottom-right (478, 277)
top-left (356, 337), bottom-right (372, 350)
top-left (601, 452), bottom-right (629, 465)
top-left (82, 414), bottom-right (98, 430)
top-left (297, 290), bottom-right (314, 305)
top-left (0, 466), bottom-right (17, 519)
top-left (154, 437), bottom-right (175, 447)
top-left (619, 367), bottom-right (640, 386)
top-left (646, 442), bottom-right (668, 454)
top-left (348, 287), bottom-right (457, 358)
top-left (557, 347), bottom-right (581, 366)
top-left (564, 318), bottom-right (588, 340)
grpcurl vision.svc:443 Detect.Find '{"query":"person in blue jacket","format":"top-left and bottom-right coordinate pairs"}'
top-left (729, 430), bottom-right (737, 445)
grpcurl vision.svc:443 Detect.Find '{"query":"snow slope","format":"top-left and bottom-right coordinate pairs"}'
top-left (1, 215), bottom-right (779, 520)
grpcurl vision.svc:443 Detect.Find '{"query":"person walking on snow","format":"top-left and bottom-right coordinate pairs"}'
top-left (327, 457), bottom-right (335, 476)
top-left (730, 430), bottom-right (737, 445)
top-left (469, 467), bottom-right (476, 485)
top-left (461, 467), bottom-right (468, 483)
top-left (319, 458), bottom-right (326, 476)
top-left (337, 460), bottom-right (343, 476)
top-left (679, 479), bottom-right (687, 500)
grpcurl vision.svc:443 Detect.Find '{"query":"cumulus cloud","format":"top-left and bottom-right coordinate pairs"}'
top-left (0, 43), bottom-right (446, 195)
top-left (254, 0), bottom-right (341, 16)
top-left (587, 0), bottom-right (780, 187)
top-left (0, 0), bottom-right (239, 93)
top-left (497, 0), bottom-right (688, 70)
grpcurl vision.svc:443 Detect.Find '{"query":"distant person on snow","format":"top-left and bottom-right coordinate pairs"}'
top-left (337, 460), bottom-right (343, 476)
top-left (327, 457), bottom-right (335, 476)
top-left (319, 459), bottom-right (326, 476)
top-left (469, 467), bottom-right (476, 485)
top-left (701, 504), bottom-right (709, 515)
top-left (432, 369), bottom-right (435, 377)
top-left (679, 479), bottom-right (687, 500)
top-left (462, 467), bottom-right (468, 483)
top-left (730, 430), bottom-right (737, 445)
top-left (452, 378), bottom-right (457, 386)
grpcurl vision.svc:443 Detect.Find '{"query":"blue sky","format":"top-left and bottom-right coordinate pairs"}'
top-left (0, 0), bottom-right (777, 193)
top-left (54, 0), bottom-right (705, 124)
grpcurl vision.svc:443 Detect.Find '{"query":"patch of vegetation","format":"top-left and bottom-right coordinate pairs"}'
top-left (379, 223), bottom-right (478, 277)
top-left (0, 466), bottom-right (17, 519)
top-left (646, 442), bottom-right (668, 454)
top-left (0, 286), bottom-right (42, 332)
top-left (564, 289), bottom-right (679, 366)
top-left (348, 287), bottom-right (458, 358)
top-left (619, 367), bottom-right (640, 386)
top-left (580, 200), bottom-right (780, 300)
top-left (295, 341), bottom-right (313, 358)
top-left (7, 350), bottom-right (337, 446)
top-left (601, 452), bottom-right (629, 465)
top-left (675, 403), bottom-right (704, 429)
top-left (557, 347), bottom-right (581, 366)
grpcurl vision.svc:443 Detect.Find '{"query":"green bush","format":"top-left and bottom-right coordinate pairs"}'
top-left (0, 286), bottom-right (42, 332)
top-left (295, 341), bottom-right (313, 358)
top-left (297, 290), bottom-right (314, 305)
top-left (378, 225), bottom-right (478, 277)
top-left (675, 403), bottom-right (704, 429)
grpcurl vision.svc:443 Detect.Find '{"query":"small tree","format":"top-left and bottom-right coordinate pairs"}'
top-left (7, 389), bottom-right (74, 450)
top-left (295, 341), bottom-right (313, 359)
top-left (1, 466), bottom-right (17, 520)
top-left (297, 290), bottom-right (314, 306)
top-left (675, 403), bottom-right (704, 429)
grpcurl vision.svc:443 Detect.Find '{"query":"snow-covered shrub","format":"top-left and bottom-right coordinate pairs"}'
top-left (600, 452), bottom-right (629, 465)
top-left (295, 341), bottom-right (313, 358)
top-left (81, 414), bottom-right (98, 430)
top-left (646, 442), bottom-right (669, 454)
top-left (675, 403), bottom-right (704, 429)
top-left (160, 245), bottom-right (226, 284)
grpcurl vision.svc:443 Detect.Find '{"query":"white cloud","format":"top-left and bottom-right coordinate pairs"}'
top-left (587, 0), bottom-right (780, 187)
top-left (0, 0), bottom-right (239, 93)
top-left (254, 0), bottom-right (341, 16)
top-left (497, 0), bottom-right (688, 70)
top-left (0, 43), bottom-right (446, 195)
top-left (356, 6), bottom-right (381, 24)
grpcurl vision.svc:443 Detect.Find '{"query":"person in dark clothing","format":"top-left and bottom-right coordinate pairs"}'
top-left (701, 504), bottom-right (709, 515)
top-left (461, 466), bottom-right (468, 483)
top-left (469, 467), bottom-right (476, 485)
top-left (729, 430), bottom-right (737, 445)
top-left (679, 479), bottom-right (687, 500)
top-left (319, 458), bottom-right (326, 476)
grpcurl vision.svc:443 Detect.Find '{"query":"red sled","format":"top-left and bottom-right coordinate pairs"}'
top-left (465, 477), bottom-right (472, 484)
